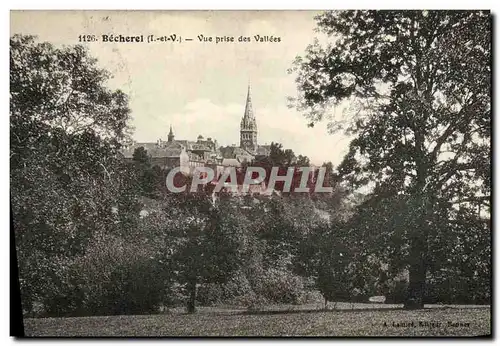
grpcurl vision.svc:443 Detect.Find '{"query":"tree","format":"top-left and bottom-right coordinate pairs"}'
top-left (132, 146), bottom-right (151, 165)
top-left (70, 233), bottom-right (168, 316)
top-left (252, 142), bottom-right (300, 167)
top-left (130, 147), bottom-right (164, 197)
top-left (161, 186), bottom-right (246, 313)
top-left (251, 142), bottom-right (318, 194)
top-left (10, 35), bottom-right (136, 314)
top-left (296, 155), bottom-right (310, 167)
top-left (291, 11), bottom-right (490, 308)
top-left (315, 235), bottom-right (356, 309)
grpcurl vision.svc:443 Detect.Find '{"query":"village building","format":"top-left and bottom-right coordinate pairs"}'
top-left (120, 85), bottom-right (271, 172)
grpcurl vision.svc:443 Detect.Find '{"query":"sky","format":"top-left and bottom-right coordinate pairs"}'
top-left (10, 10), bottom-right (352, 165)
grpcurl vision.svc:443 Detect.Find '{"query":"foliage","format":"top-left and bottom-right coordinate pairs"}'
top-left (130, 147), bottom-right (165, 197)
top-left (257, 268), bottom-right (305, 305)
top-left (70, 234), bottom-right (168, 316)
top-left (10, 35), bottom-right (138, 315)
top-left (156, 190), bottom-right (247, 312)
top-left (291, 10), bottom-right (491, 308)
top-left (11, 22), bottom-right (491, 318)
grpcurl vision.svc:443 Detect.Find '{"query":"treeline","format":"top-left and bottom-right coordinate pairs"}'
top-left (11, 32), bottom-right (490, 318)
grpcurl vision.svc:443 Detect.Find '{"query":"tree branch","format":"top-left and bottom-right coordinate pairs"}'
top-left (429, 96), bottom-right (480, 163)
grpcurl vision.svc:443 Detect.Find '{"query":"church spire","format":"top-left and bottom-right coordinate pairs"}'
top-left (168, 124), bottom-right (174, 142)
top-left (240, 84), bottom-right (258, 152)
top-left (243, 83), bottom-right (254, 121)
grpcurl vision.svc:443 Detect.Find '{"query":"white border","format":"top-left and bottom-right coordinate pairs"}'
top-left (3, 2), bottom-right (497, 346)
top-left (3, 1), bottom-right (499, 10)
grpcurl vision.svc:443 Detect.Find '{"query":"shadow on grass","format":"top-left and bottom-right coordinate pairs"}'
top-left (241, 307), bottom-right (403, 316)
top-left (240, 305), bottom-right (490, 316)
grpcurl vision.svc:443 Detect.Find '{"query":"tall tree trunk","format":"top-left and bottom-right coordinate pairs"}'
top-left (404, 196), bottom-right (429, 310)
top-left (186, 278), bottom-right (197, 314)
top-left (405, 253), bottom-right (426, 309)
top-left (405, 127), bottom-right (429, 310)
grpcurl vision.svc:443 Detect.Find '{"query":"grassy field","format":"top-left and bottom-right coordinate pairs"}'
top-left (24, 304), bottom-right (491, 337)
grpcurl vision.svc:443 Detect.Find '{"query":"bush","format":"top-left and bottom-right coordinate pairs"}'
top-left (196, 283), bottom-right (224, 306)
top-left (163, 282), bottom-right (188, 308)
top-left (222, 271), bottom-right (253, 300)
top-left (196, 269), bottom-right (307, 308)
top-left (232, 291), bottom-right (268, 310)
top-left (302, 290), bottom-right (324, 304)
top-left (425, 272), bottom-right (491, 305)
top-left (70, 234), bottom-right (169, 316)
top-left (197, 271), bottom-right (254, 307)
top-left (19, 252), bottom-right (81, 317)
top-left (256, 268), bottom-right (305, 305)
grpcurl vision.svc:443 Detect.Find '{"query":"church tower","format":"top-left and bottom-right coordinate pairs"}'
top-left (168, 125), bottom-right (174, 142)
top-left (240, 85), bottom-right (258, 153)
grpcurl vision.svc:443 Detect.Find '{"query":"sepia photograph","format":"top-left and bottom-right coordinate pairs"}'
top-left (10, 9), bottom-right (491, 337)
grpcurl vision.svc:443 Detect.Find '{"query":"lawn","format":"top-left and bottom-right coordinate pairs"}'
top-left (23, 304), bottom-right (491, 337)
